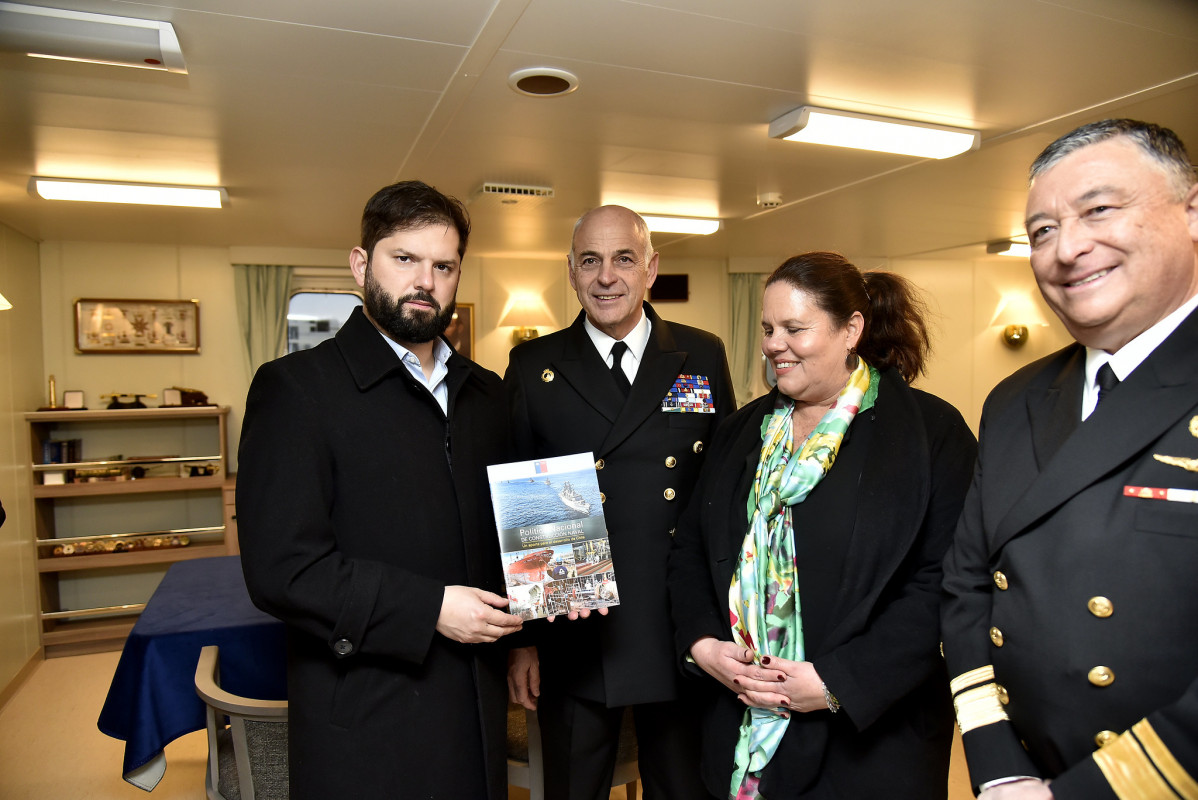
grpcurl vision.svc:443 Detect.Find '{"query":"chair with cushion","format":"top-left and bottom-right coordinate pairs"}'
top-left (194, 645), bottom-right (289, 800)
top-left (507, 703), bottom-right (639, 799)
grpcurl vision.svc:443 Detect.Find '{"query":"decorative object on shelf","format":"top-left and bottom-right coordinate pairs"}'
top-left (74, 298), bottom-right (200, 354)
top-left (37, 374), bottom-right (59, 411)
top-left (160, 386), bottom-right (211, 407)
top-left (50, 535), bottom-right (191, 557)
top-left (104, 393), bottom-right (157, 409)
top-left (63, 390), bottom-right (86, 409)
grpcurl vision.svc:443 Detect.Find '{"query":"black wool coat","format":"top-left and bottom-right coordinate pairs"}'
top-left (669, 371), bottom-right (977, 799)
top-left (238, 307), bottom-right (511, 800)
top-left (504, 303), bottom-right (735, 706)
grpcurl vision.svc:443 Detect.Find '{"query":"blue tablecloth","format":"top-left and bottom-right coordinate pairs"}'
top-left (97, 555), bottom-right (286, 790)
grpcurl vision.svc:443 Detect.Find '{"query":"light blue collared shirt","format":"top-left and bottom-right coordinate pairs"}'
top-left (1082, 292), bottom-right (1198, 420)
top-left (376, 331), bottom-right (452, 414)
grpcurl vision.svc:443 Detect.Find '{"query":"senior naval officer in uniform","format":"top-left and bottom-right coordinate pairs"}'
top-left (942, 119), bottom-right (1198, 799)
top-left (504, 205), bottom-right (735, 799)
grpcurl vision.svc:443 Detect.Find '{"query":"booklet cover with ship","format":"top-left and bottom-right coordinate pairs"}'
top-left (487, 452), bottom-right (619, 621)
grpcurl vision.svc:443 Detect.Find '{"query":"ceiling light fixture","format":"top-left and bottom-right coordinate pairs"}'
top-left (986, 240), bottom-right (1032, 258)
top-left (0, 292), bottom-right (12, 311)
top-left (0, 2), bottom-right (187, 73)
top-left (640, 215), bottom-right (721, 235)
top-left (769, 106), bottom-right (980, 159)
top-left (29, 177), bottom-right (227, 208)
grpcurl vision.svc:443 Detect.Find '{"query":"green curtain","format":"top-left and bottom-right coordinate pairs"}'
top-left (233, 264), bottom-right (293, 379)
top-left (729, 272), bottom-right (765, 406)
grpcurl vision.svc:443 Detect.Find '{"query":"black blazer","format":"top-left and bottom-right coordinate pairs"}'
top-left (942, 307), bottom-right (1198, 799)
top-left (669, 370), bottom-right (977, 799)
top-left (505, 303), bottom-right (735, 706)
top-left (238, 308), bottom-right (511, 800)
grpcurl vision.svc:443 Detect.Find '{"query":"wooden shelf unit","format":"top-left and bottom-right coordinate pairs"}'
top-left (26, 406), bottom-right (234, 656)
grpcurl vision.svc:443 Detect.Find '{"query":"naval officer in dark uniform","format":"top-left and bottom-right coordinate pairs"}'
top-left (504, 205), bottom-right (735, 800)
top-left (942, 119), bottom-right (1198, 799)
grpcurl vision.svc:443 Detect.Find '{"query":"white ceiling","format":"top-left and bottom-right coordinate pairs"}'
top-left (0, 0), bottom-right (1196, 263)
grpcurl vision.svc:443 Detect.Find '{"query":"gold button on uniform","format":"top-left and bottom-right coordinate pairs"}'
top-left (989, 627), bottom-right (1004, 647)
top-left (599, 492), bottom-right (606, 503)
top-left (1095, 730), bottom-right (1118, 748)
top-left (1087, 596), bottom-right (1113, 618)
top-left (993, 571), bottom-right (1008, 590)
top-left (692, 441), bottom-right (704, 453)
top-left (541, 369), bottom-right (554, 382)
top-left (996, 685), bottom-right (1010, 705)
top-left (1088, 666), bottom-right (1115, 687)
top-left (663, 488), bottom-right (676, 501)
top-left (664, 456), bottom-right (677, 468)
top-left (595, 459), bottom-right (605, 470)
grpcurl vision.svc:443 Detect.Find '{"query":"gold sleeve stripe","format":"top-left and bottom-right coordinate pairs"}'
top-left (953, 682), bottom-right (1009, 735)
top-left (1132, 720), bottom-right (1198, 800)
top-left (950, 665), bottom-right (996, 697)
top-left (1092, 730), bottom-right (1181, 800)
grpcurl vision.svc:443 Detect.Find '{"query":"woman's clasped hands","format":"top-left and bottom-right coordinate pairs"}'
top-left (689, 637), bottom-right (829, 717)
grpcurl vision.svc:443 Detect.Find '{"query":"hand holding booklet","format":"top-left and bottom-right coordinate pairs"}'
top-left (487, 452), bottom-right (620, 621)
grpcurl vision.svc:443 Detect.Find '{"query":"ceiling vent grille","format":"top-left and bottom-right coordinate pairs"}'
top-left (471, 182), bottom-right (555, 209)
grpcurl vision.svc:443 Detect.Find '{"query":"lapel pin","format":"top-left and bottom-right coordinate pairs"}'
top-left (541, 369), bottom-right (554, 383)
top-left (1152, 454), bottom-right (1198, 473)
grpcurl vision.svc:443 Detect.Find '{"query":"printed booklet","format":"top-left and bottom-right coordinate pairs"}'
top-left (487, 452), bottom-right (619, 621)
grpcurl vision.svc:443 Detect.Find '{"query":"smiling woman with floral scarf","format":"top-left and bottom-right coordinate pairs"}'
top-left (668, 252), bottom-right (977, 799)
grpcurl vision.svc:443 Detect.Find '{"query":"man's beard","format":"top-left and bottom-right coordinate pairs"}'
top-left (363, 266), bottom-right (456, 345)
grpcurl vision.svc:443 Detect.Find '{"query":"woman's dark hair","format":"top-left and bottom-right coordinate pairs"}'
top-left (765, 251), bottom-right (931, 383)
top-left (360, 180), bottom-right (471, 260)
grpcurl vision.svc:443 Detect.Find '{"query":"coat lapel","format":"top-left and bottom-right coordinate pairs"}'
top-left (1026, 346), bottom-right (1084, 468)
top-left (600, 306), bottom-right (686, 455)
top-left (551, 312), bottom-right (626, 424)
top-left (992, 310), bottom-right (1198, 553)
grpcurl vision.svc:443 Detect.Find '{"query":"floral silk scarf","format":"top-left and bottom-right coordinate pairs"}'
top-left (727, 358), bottom-right (877, 799)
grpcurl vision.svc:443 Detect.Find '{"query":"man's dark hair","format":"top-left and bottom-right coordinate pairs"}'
top-left (1030, 119), bottom-right (1195, 199)
top-left (360, 180), bottom-right (471, 260)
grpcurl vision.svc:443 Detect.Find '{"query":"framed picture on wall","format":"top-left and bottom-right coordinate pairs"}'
top-left (446, 302), bottom-right (473, 360)
top-left (74, 298), bottom-right (201, 354)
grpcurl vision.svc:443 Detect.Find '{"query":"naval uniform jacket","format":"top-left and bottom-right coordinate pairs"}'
top-left (237, 307), bottom-right (510, 800)
top-left (942, 307), bottom-right (1198, 799)
top-left (504, 303), bottom-right (735, 706)
top-left (668, 371), bottom-right (977, 798)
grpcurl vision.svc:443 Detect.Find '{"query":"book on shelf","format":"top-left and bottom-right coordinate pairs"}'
top-left (487, 452), bottom-right (620, 621)
top-left (41, 438), bottom-right (82, 484)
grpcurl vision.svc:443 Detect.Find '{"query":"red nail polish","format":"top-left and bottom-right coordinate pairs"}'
top-left (761, 656), bottom-right (771, 665)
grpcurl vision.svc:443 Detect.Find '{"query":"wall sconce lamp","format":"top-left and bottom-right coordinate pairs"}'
top-left (768, 106), bottom-right (980, 159)
top-left (987, 240), bottom-right (1032, 258)
top-left (990, 294), bottom-right (1049, 349)
top-left (498, 294), bottom-right (554, 345)
top-left (0, 292), bottom-right (11, 311)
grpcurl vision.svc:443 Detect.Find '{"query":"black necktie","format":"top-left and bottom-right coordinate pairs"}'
top-left (1095, 362), bottom-right (1120, 405)
top-left (609, 341), bottom-right (632, 396)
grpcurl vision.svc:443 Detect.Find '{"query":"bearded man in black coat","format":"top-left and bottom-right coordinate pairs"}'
top-left (239, 181), bottom-right (523, 800)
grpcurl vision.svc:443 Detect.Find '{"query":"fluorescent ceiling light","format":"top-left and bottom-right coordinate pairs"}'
top-left (0, 292), bottom-right (11, 311)
top-left (0, 2), bottom-right (186, 73)
top-left (986, 240), bottom-right (1031, 258)
top-left (769, 106), bottom-right (980, 159)
top-left (30, 177), bottom-right (227, 208)
top-left (641, 215), bottom-right (721, 235)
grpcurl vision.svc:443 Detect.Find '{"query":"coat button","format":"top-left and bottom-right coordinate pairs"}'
top-left (1088, 666), bottom-right (1115, 687)
top-left (665, 456), bottom-right (677, 468)
top-left (692, 441), bottom-right (704, 453)
top-left (1094, 730), bottom-right (1118, 748)
top-left (993, 571), bottom-right (1008, 590)
top-left (599, 492), bottom-right (606, 503)
top-left (989, 627), bottom-right (1004, 647)
top-left (663, 488), bottom-right (676, 501)
top-left (333, 638), bottom-right (354, 656)
top-left (595, 459), bottom-right (605, 470)
top-left (996, 685), bottom-right (1010, 705)
top-left (1087, 596), bottom-right (1113, 618)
